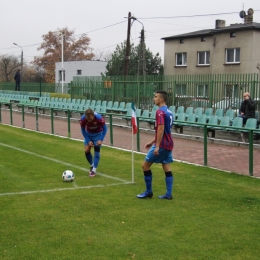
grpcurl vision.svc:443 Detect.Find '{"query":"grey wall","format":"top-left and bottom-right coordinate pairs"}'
top-left (55, 60), bottom-right (107, 83)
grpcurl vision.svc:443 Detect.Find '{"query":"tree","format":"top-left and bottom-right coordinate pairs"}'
top-left (32, 27), bottom-right (95, 83)
top-left (103, 41), bottom-right (164, 76)
top-left (94, 50), bottom-right (112, 62)
top-left (0, 54), bottom-right (21, 82)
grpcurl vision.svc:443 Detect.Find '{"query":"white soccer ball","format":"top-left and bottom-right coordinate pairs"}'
top-left (62, 170), bottom-right (75, 182)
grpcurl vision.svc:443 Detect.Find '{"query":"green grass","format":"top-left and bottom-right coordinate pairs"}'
top-left (0, 124), bottom-right (260, 260)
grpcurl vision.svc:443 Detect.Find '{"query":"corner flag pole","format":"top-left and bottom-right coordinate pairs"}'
top-left (131, 102), bottom-right (138, 183)
top-left (132, 123), bottom-right (134, 183)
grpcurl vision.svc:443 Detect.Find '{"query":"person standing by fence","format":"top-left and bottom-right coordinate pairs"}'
top-left (14, 69), bottom-right (21, 91)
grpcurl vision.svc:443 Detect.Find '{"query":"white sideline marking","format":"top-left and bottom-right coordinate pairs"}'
top-left (0, 182), bottom-right (132, 197)
top-left (0, 142), bottom-right (128, 183)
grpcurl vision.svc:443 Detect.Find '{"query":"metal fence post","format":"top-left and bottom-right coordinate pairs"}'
top-left (0, 102), bottom-right (2, 123)
top-left (67, 110), bottom-right (71, 138)
top-left (36, 106), bottom-right (39, 131)
top-left (109, 114), bottom-right (113, 146)
top-left (22, 105), bottom-right (25, 128)
top-left (203, 124), bottom-right (208, 166)
top-left (10, 103), bottom-right (13, 125)
top-left (249, 130), bottom-right (254, 176)
top-left (51, 108), bottom-right (54, 134)
top-left (137, 117), bottom-right (140, 152)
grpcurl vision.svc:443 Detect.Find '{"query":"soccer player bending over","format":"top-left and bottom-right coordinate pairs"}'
top-left (137, 90), bottom-right (174, 200)
top-left (80, 108), bottom-right (107, 177)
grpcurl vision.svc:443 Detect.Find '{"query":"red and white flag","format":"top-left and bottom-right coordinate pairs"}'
top-left (131, 102), bottom-right (138, 135)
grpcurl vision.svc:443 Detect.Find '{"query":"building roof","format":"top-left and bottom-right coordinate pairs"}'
top-left (161, 22), bottom-right (260, 40)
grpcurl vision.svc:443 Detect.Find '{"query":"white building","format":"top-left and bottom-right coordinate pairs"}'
top-left (55, 60), bottom-right (107, 84)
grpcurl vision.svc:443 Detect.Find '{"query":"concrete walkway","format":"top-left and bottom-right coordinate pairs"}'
top-left (1, 108), bottom-right (260, 178)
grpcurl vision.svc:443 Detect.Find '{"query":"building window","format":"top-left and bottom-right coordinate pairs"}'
top-left (59, 70), bottom-right (65, 81)
top-left (176, 84), bottom-right (187, 95)
top-left (77, 70), bottom-right (82, 75)
top-left (180, 39), bottom-right (184, 44)
top-left (197, 84), bottom-right (208, 97)
top-left (225, 84), bottom-right (239, 99)
top-left (176, 53), bottom-right (187, 66)
top-left (198, 51), bottom-right (210, 65)
top-left (230, 32), bottom-right (236, 38)
top-left (225, 48), bottom-right (240, 63)
top-left (201, 37), bottom-right (206, 42)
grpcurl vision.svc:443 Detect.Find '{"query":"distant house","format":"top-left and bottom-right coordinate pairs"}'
top-left (161, 8), bottom-right (260, 76)
top-left (55, 60), bottom-right (107, 84)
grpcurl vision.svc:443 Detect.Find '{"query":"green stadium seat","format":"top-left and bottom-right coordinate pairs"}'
top-left (226, 117), bottom-right (243, 132)
top-left (90, 100), bottom-right (96, 108)
top-left (96, 100), bottom-right (101, 106)
top-left (182, 113), bottom-right (196, 126)
top-left (106, 101), bottom-right (113, 110)
top-left (185, 107), bottom-right (194, 119)
top-left (109, 101), bottom-right (119, 112)
top-left (101, 100), bottom-right (107, 107)
top-left (139, 109), bottom-right (150, 122)
top-left (225, 109), bottom-right (235, 121)
top-left (205, 108), bottom-right (213, 120)
top-left (192, 114), bottom-right (207, 128)
top-left (168, 105), bottom-right (175, 114)
top-left (122, 102), bottom-right (132, 113)
top-left (194, 107), bottom-right (203, 120)
top-left (114, 102), bottom-right (125, 113)
top-left (213, 116), bottom-right (231, 130)
top-left (95, 105), bottom-right (101, 113)
top-left (100, 105), bottom-right (107, 115)
top-left (207, 115), bottom-right (219, 137)
top-left (215, 108), bottom-right (224, 121)
top-left (175, 106), bottom-right (184, 119)
top-left (174, 112), bottom-right (186, 133)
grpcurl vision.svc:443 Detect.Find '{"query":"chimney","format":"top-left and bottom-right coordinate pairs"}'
top-left (244, 8), bottom-right (254, 24)
top-left (215, 20), bottom-right (226, 29)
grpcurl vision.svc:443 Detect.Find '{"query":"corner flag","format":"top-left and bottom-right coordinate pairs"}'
top-left (131, 102), bottom-right (138, 135)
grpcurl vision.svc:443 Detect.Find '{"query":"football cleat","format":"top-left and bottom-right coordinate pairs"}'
top-left (89, 166), bottom-right (93, 174)
top-left (89, 171), bottom-right (96, 177)
top-left (158, 194), bottom-right (172, 200)
top-left (136, 191), bottom-right (153, 199)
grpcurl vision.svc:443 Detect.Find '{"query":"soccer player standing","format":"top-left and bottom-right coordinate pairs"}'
top-left (137, 90), bottom-right (174, 199)
top-left (80, 108), bottom-right (107, 177)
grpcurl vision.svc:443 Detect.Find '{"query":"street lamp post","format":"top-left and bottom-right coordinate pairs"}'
top-left (13, 43), bottom-right (23, 82)
top-left (59, 31), bottom-right (65, 94)
top-left (130, 17), bottom-right (146, 76)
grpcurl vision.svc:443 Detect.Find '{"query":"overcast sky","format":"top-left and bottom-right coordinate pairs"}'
top-left (0, 0), bottom-right (259, 64)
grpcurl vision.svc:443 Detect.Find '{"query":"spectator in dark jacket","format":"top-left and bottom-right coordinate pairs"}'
top-left (14, 69), bottom-right (21, 91)
top-left (239, 92), bottom-right (255, 124)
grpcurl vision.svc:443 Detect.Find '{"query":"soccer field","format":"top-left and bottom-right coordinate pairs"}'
top-left (0, 124), bottom-right (260, 260)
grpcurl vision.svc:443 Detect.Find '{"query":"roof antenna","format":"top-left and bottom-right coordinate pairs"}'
top-left (239, 4), bottom-right (246, 21)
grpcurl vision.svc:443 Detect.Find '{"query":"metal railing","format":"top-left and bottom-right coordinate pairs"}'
top-left (0, 102), bottom-right (259, 176)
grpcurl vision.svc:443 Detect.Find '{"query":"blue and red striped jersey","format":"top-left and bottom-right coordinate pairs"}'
top-left (80, 112), bottom-right (106, 134)
top-left (154, 105), bottom-right (174, 150)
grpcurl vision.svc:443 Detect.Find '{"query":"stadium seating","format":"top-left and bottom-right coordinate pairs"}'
top-left (192, 114), bottom-right (207, 128)
top-left (175, 106), bottom-right (184, 119)
top-left (168, 105), bottom-right (176, 114)
top-left (185, 107), bottom-right (194, 119)
top-left (114, 102), bottom-right (125, 113)
top-left (194, 107), bottom-right (203, 120)
top-left (207, 115), bottom-right (219, 137)
top-left (205, 108), bottom-right (213, 120)
top-left (226, 117), bottom-right (243, 132)
top-left (139, 110), bottom-right (150, 122)
top-left (122, 102), bottom-right (132, 113)
top-left (174, 112), bottom-right (186, 133)
top-left (106, 101), bottom-right (113, 111)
